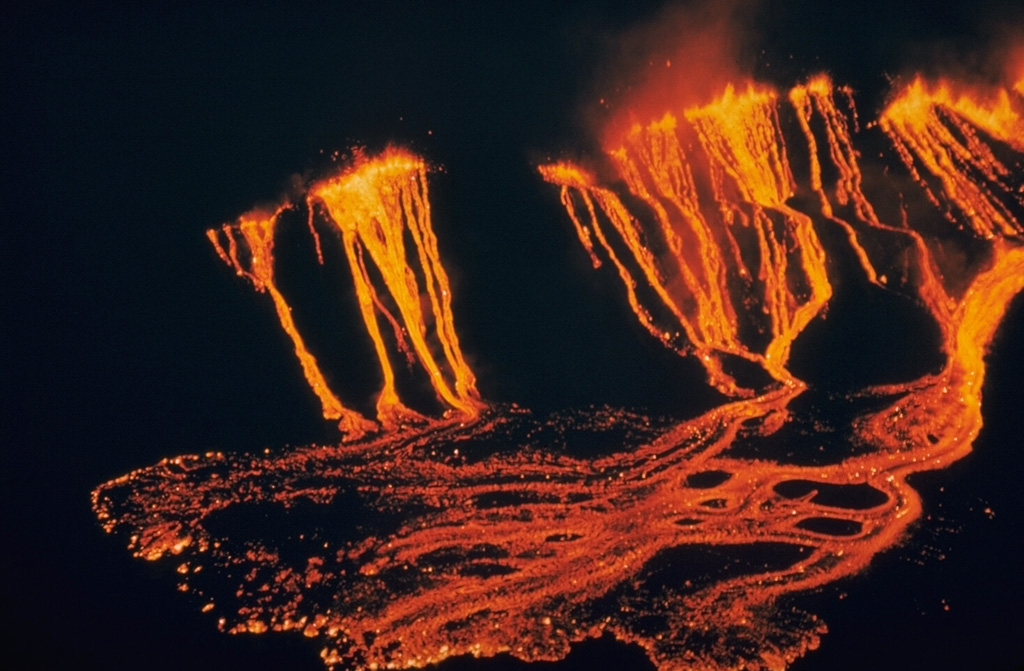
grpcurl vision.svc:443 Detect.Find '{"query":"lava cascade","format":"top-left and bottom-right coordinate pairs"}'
top-left (539, 82), bottom-right (832, 396)
top-left (208, 148), bottom-right (483, 440)
top-left (207, 206), bottom-right (376, 438)
top-left (95, 70), bottom-right (1023, 671)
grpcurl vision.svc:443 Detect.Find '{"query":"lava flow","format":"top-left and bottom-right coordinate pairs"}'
top-left (95, 67), bottom-right (1023, 671)
top-left (539, 81), bottom-right (832, 396)
top-left (208, 148), bottom-right (483, 439)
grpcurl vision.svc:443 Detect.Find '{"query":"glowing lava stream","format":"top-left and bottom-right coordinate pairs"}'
top-left (539, 82), bottom-right (834, 397)
top-left (209, 148), bottom-right (484, 439)
top-left (95, 70), bottom-right (1023, 671)
top-left (207, 207), bottom-right (377, 439)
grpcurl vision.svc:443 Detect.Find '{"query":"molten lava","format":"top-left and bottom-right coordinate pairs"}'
top-left (209, 149), bottom-right (483, 439)
top-left (540, 81), bottom-right (835, 395)
top-left (95, 67), bottom-right (1023, 671)
top-left (207, 206), bottom-right (376, 438)
top-left (307, 149), bottom-right (484, 429)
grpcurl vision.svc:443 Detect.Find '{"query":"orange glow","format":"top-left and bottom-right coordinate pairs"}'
top-left (307, 148), bottom-right (484, 429)
top-left (207, 149), bottom-right (484, 438)
top-left (788, 75), bottom-right (881, 284)
top-left (207, 206), bottom-right (376, 439)
top-left (541, 82), bottom-right (833, 394)
top-left (879, 77), bottom-right (1024, 238)
top-left (536, 159), bottom-right (754, 396)
top-left (1010, 44), bottom-right (1024, 98)
top-left (96, 69), bottom-right (1022, 671)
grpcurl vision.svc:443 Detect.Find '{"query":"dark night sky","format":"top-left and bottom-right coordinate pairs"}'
top-left (4, 2), bottom-right (1024, 670)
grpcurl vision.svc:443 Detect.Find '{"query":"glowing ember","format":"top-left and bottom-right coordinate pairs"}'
top-left (95, 69), bottom-right (1023, 671)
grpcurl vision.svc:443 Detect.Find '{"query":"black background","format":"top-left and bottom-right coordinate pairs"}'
top-left (4, 1), bottom-right (1024, 670)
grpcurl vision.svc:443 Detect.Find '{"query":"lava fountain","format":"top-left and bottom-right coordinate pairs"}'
top-left (94, 66), bottom-right (1023, 671)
